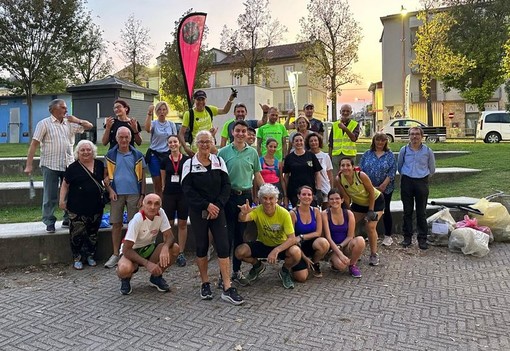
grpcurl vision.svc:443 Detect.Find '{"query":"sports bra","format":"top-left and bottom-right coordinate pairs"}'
top-left (327, 208), bottom-right (349, 244)
top-left (294, 207), bottom-right (317, 235)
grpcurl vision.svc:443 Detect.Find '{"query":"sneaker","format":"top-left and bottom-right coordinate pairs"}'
top-left (176, 252), bottom-right (186, 267)
top-left (150, 275), bottom-right (170, 292)
top-left (104, 254), bottom-right (120, 268)
top-left (200, 282), bottom-right (213, 300)
top-left (382, 236), bottom-right (393, 246)
top-left (278, 268), bottom-right (295, 289)
top-left (349, 264), bottom-right (362, 278)
top-left (418, 240), bottom-right (429, 250)
top-left (207, 245), bottom-right (214, 261)
top-left (221, 287), bottom-right (245, 306)
top-left (46, 224), bottom-right (56, 233)
top-left (400, 237), bottom-right (412, 248)
top-left (369, 253), bottom-right (380, 266)
top-left (246, 261), bottom-right (266, 282)
top-left (86, 256), bottom-right (97, 267)
top-left (61, 219), bottom-right (70, 228)
top-left (73, 260), bottom-right (83, 270)
top-left (120, 278), bottom-right (132, 295)
top-left (232, 271), bottom-right (250, 287)
top-left (311, 262), bottom-right (323, 278)
top-left (217, 274), bottom-right (225, 290)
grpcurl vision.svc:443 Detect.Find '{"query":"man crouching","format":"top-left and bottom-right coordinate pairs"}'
top-left (117, 193), bottom-right (179, 295)
top-left (235, 183), bottom-right (301, 289)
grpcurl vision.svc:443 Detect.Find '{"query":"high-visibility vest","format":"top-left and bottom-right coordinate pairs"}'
top-left (331, 119), bottom-right (358, 156)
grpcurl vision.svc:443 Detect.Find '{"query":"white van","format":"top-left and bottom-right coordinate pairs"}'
top-left (476, 110), bottom-right (510, 143)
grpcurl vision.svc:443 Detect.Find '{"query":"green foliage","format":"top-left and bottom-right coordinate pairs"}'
top-left (220, 0), bottom-right (287, 85)
top-left (160, 9), bottom-right (213, 112)
top-left (299, 0), bottom-right (362, 121)
top-left (441, 0), bottom-right (510, 110)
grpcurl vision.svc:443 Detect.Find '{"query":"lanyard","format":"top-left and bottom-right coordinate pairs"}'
top-left (170, 154), bottom-right (182, 175)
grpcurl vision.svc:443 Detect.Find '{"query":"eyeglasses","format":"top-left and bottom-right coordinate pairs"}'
top-left (197, 140), bottom-right (212, 145)
top-left (409, 133), bottom-right (422, 136)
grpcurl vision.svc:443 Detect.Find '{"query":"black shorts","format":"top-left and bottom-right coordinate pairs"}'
top-left (292, 238), bottom-right (317, 272)
top-left (350, 194), bottom-right (385, 213)
top-left (247, 241), bottom-right (287, 261)
top-left (162, 193), bottom-right (189, 220)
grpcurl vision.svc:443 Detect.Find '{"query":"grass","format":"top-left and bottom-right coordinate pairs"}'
top-left (0, 141), bottom-right (509, 223)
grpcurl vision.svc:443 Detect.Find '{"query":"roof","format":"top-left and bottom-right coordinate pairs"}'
top-left (213, 42), bottom-right (310, 66)
top-left (66, 75), bottom-right (158, 95)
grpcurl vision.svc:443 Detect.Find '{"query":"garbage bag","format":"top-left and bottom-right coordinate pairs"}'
top-left (100, 213), bottom-right (111, 228)
top-left (471, 198), bottom-right (510, 242)
top-left (448, 228), bottom-right (490, 257)
top-left (455, 215), bottom-right (493, 243)
top-left (427, 208), bottom-right (456, 246)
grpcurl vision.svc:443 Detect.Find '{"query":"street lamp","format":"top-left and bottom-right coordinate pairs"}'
top-left (401, 5), bottom-right (408, 118)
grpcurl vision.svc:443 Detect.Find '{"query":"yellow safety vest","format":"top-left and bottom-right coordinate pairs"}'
top-left (331, 119), bottom-right (358, 156)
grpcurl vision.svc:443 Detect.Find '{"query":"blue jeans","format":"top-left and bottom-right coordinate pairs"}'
top-left (41, 166), bottom-right (68, 226)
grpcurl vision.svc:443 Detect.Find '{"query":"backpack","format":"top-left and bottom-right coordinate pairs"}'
top-left (185, 105), bottom-right (213, 144)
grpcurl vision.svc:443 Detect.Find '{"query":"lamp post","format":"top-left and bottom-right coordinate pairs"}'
top-left (401, 5), bottom-right (408, 118)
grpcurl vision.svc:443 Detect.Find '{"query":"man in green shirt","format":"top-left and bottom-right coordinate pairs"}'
top-left (219, 103), bottom-right (269, 147)
top-left (218, 120), bottom-right (264, 287)
top-left (256, 107), bottom-right (288, 160)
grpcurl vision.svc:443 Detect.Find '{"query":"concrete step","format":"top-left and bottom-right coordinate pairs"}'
top-left (0, 167), bottom-right (481, 207)
top-left (0, 196), bottom-right (480, 268)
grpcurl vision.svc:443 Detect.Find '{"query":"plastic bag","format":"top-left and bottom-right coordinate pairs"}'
top-left (100, 213), bottom-right (111, 228)
top-left (448, 228), bottom-right (490, 257)
top-left (471, 198), bottom-right (510, 242)
top-left (455, 215), bottom-right (493, 243)
top-left (427, 208), bottom-right (456, 246)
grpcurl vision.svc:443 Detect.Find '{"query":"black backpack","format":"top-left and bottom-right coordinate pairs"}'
top-left (185, 105), bottom-right (213, 144)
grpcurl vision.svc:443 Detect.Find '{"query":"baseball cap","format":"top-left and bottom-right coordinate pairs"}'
top-left (193, 90), bottom-right (207, 99)
top-left (303, 103), bottom-right (314, 109)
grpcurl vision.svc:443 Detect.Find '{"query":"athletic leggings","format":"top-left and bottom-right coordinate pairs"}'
top-left (189, 208), bottom-right (229, 258)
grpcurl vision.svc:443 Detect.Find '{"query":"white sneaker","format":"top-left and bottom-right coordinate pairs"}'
top-left (382, 236), bottom-right (393, 247)
top-left (104, 254), bottom-right (120, 268)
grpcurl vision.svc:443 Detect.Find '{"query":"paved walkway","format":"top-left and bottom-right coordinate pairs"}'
top-left (1, 239), bottom-right (509, 350)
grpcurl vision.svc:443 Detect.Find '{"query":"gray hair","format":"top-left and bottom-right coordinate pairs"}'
top-left (116, 126), bottom-right (131, 139)
top-left (74, 139), bottom-right (98, 159)
top-left (194, 130), bottom-right (214, 146)
top-left (48, 99), bottom-right (66, 113)
top-left (257, 183), bottom-right (280, 199)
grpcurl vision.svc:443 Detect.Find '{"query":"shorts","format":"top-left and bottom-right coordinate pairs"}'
top-left (247, 241), bottom-right (287, 261)
top-left (163, 193), bottom-right (188, 221)
top-left (110, 194), bottom-right (140, 224)
top-left (350, 194), bottom-right (385, 213)
top-left (148, 153), bottom-right (163, 177)
top-left (135, 243), bottom-right (156, 259)
top-left (292, 238), bottom-right (317, 272)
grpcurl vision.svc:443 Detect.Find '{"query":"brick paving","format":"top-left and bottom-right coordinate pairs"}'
top-left (1, 239), bottom-right (510, 351)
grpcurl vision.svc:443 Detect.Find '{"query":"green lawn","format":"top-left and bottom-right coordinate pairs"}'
top-left (0, 141), bottom-right (509, 223)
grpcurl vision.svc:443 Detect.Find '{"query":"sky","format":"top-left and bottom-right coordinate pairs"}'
top-left (86, 0), bottom-right (423, 111)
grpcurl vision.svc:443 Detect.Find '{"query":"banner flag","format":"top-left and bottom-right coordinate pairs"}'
top-left (287, 71), bottom-right (298, 112)
top-left (177, 12), bottom-right (207, 109)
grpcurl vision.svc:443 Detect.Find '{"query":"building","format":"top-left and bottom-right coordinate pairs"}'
top-left (379, 8), bottom-right (506, 137)
top-left (206, 42), bottom-right (328, 121)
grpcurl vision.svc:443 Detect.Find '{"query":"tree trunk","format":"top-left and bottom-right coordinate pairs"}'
top-left (27, 84), bottom-right (33, 139)
top-left (426, 83), bottom-right (433, 125)
top-left (331, 76), bottom-right (337, 122)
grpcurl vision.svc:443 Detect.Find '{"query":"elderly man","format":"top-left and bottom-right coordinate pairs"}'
top-left (328, 104), bottom-right (360, 175)
top-left (256, 107), bottom-right (288, 160)
top-left (218, 120), bottom-right (264, 287)
top-left (178, 89), bottom-right (236, 156)
top-left (398, 126), bottom-right (436, 250)
top-left (219, 103), bottom-right (268, 147)
top-left (104, 127), bottom-right (147, 268)
top-left (117, 193), bottom-right (180, 295)
top-left (287, 103), bottom-right (325, 136)
top-left (24, 99), bottom-right (93, 233)
top-left (235, 183), bottom-right (301, 289)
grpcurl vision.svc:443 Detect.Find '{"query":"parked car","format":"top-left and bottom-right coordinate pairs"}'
top-left (380, 118), bottom-right (447, 143)
top-left (476, 110), bottom-right (510, 143)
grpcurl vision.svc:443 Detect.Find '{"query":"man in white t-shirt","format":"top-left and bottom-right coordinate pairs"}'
top-left (116, 194), bottom-right (180, 295)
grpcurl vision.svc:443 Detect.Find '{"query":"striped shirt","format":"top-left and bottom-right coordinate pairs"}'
top-left (32, 115), bottom-right (84, 171)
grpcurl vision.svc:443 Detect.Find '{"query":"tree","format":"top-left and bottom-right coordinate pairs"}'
top-left (220, 0), bottom-right (287, 85)
top-left (441, 0), bottom-right (510, 110)
top-left (502, 34), bottom-right (510, 110)
top-left (116, 14), bottom-right (152, 85)
top-left (68, 21), bottom-right (113, 84)
top-left (0, 0), bottom-right (86, 136)
top-left (411, 0), bottom-right (474, 125)
top-left (160, 10), bottom-right (213, 112)
top-left (299, 0), bottom-right (362, 121)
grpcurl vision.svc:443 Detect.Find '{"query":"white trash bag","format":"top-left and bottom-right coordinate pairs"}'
top-left (427, 208), bottom-right (456, 246)
top-left (448, 228), bottom-right (490, 257)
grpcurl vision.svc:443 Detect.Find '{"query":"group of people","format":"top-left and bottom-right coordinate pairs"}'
top-left (25, 92), bottom-right (436, 306)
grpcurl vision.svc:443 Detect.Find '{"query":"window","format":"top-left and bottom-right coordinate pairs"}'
top-left (284, 65), bottom-right (294, 82)
top-left (209, 73), bottom-right (216, 88)
top-left (283, 90), bottom-right (293, 111)
top-left (486, 113), bottom-right (510, 123)
top-left (232, 74), bottom-right (241, 86)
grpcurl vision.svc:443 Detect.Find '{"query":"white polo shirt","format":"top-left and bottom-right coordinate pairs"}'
top-left (121, 208), bottom-right (171, 252)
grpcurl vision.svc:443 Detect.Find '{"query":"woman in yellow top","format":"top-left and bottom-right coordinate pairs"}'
top-left (335, 157), bottom-right (384, 266)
